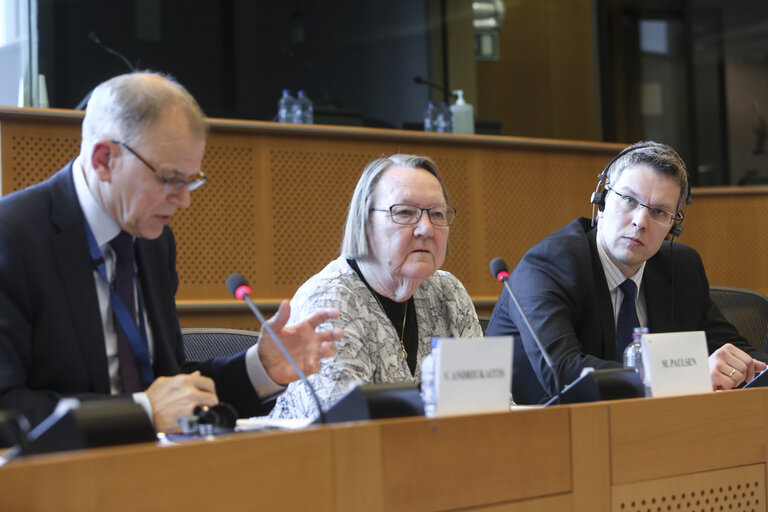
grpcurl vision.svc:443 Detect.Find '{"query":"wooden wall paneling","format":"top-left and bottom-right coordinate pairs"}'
top-left (0, 428), bottom-right (336, 512)
top-left (612, 464), bottom-right (766, 512)
top-left (331, 421), bottom-right (384, 512)
top-left (0, 108), bottom-right (634, 326)
top-left (0, 115), bottom-right (80, 195)
top-left (570, 401), bottom-right (612, 511)
top-left (609, 390), bottom-right (768, 485)
top-left (680, 188), bottom-right (768, 296)
top-left (467, 494), bottom-right (573, 512)
top-left (373, 409), bottom-right (572, 511)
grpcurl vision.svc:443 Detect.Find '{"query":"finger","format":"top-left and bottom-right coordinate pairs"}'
top-left (715, 347), bottom-right (749, 376)
top-left (267, 300), bottom-right (291, 330)
top-left (319, 341), bottom-right (338, 358)
top-left (743, 360), bottom-right (756, 384)
top-left (186, 373), bottom-right (217, 394)
top-left (319, 327), bottom-right (343, 343)
top-left (712, 371), bottom-right (736, 390)
top-left (193, 389), bottom-right (220, 407)
top-left (302, 308), bottom-right (341, 329)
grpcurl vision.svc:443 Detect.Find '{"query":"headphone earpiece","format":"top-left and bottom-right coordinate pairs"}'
top-left (590, 190), bottom-right (607, 210)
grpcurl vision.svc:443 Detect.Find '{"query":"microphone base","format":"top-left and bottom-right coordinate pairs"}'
top-left (545, 368), bottom-right (644, 406)
top-left (314, 383), bottom-right (425, 424)
top-left (22, 399), bottom-right (155, 456)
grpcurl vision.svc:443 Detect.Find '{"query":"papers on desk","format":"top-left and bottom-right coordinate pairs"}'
top-left (236, 417), bottom-right (313, 431)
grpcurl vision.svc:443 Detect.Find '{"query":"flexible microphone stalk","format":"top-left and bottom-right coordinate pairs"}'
top-left (226, 273), bottom-right (327, 423)
top-left (89, 31), bottom-right (136, 72)
top-left (490, 258), bottom-right (562, 405)
top-left (75, 32), bottom-right (137, 110)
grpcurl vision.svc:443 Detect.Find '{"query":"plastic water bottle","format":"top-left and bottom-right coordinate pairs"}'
top-left (420, 338), bottom-right (440, 417)
top-left (296, 90), bottom-right (314, 124)
top-left (436, 102), bottom-right (453, 133)
top-left (277, 89), bottom-right (296, 123)
top-left (624, 327), bottom-right (650, 396)
top-left (450, 89), bottom-right (475, 134)
top-left (424, 101), bottom-right (437, 132)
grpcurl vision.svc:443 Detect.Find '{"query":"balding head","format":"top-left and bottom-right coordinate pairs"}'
top-left (81, 72), bottom-right (208, 154)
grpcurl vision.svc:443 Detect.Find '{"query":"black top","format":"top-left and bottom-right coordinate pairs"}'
top-left (347, 259), bottom-right (418, 375)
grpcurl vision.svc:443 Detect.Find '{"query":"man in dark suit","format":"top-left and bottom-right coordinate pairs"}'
top-left (0, 72), bottom-right (341, 432)
top-left (486, 141), bottom-right (767, 404)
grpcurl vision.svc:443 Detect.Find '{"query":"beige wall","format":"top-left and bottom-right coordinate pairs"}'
top-left (476, 0), bottom-right (601, 141)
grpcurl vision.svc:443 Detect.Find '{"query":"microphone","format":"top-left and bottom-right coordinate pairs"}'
top-left (226, 273), bottom-right (327, 423)
top-left (89, 31), bottom-right (136, 72)
top-left (413, 75), bottom-right (456, 102)
top-left (490, 258), bottom-right (562, 405)
top-left (75, 32), bottom-right (137, 110)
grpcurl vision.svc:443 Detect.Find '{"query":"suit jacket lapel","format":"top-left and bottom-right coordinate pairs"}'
top-left (49, 164), bottom-right (111, 393)
top-left (588, 227), bottom-right (618, 360)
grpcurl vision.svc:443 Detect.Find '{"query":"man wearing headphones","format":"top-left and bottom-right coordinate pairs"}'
top-left (486, 141), bottom-right (768, 404)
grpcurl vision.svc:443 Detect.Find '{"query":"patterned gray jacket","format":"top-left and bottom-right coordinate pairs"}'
top-left (269, 256), bottom-right (482, 419)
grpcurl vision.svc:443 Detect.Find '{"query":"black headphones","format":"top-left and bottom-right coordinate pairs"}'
top-left (590, 143), bottom-right (692, 238)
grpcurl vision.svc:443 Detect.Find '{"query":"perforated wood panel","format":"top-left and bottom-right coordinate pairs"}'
top-left (0, 119), bottom-right (80, 193)
top-left (172, 141), bottom-right (257, 291)
top-left (482, 151), bottom-right (607, 270)
top-left (681, 191), bottom-right (768, 296)
top-left (429, 156), bottom-right (472, 284)
top-left (270, 148), bottom-right (370, 286)
top-left (0, 109), bottom-right (625, 310)
top-left (613, 464), bottom-right (765, 512)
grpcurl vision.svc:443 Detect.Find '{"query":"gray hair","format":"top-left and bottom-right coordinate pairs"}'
top-left (340, 154), bottom-right (451, 259)
top-left (606, 141), bottom-right (689, 212)
top-left (80, 71), bottom-right (208, 152)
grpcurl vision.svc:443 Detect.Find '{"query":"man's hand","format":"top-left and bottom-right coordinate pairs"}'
top-left (258, 300), bottom-right (341, 385)
top-left (709, 343), bottom-right (767, 390)
top-left (145, 371), bottom-right (219, 433)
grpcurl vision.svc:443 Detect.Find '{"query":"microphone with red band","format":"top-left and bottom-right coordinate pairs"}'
top-left (489, 258), bottom-right (561, 405)
top-left (226, 273), bottom-right (327, 423)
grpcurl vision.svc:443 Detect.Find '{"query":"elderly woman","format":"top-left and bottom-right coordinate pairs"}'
top-left (270, 154), bottom-right (482, 419)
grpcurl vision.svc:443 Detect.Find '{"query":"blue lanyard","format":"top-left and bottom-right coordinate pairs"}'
top-left (83, 221), bottom-right (155, 388)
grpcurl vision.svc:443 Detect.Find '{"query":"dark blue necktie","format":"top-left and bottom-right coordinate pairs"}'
top-left (110, 231), bottom-right (143, 393)
top-left (616, 279), bottom-right (640, 360)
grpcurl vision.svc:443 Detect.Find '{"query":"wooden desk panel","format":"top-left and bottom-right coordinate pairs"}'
top-left (0, 428), bottom-right (335, 512)
top-left (374, 409), bottom-right (570, 511)
top-left (0, 411), bottom-right (572, 512)
top-left (609, 390), bottom-right (768, 485)
top-left (3, 392), bottom-right (768, 511)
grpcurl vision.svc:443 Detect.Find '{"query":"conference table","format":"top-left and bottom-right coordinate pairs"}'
top-left (0, 389), bottom-right (765, 511)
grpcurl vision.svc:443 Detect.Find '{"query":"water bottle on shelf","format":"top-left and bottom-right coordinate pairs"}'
top-left (420, 338), bottom-right (440, 417)
top-left (277, 89), bottom-right (296, 123)
top-left (624, 326), bottom-right (650, 396)
top-left (436, 102), bottom-right (453, 133)
top-left (424, 101), bottom-right (437, 132)
top-left (296, 90), bottom-right (314, 124)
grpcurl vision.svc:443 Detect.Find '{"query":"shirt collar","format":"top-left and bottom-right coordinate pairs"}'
top-left (596, 237), bottom-right (645, 296)
top-left (72, 156), bottom-right (122, 248)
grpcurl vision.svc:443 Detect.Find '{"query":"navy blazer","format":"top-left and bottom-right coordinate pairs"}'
top-left (486, 217), bottom-right (767, 404)
top-left (0, 163), bottom-right (268, 427)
